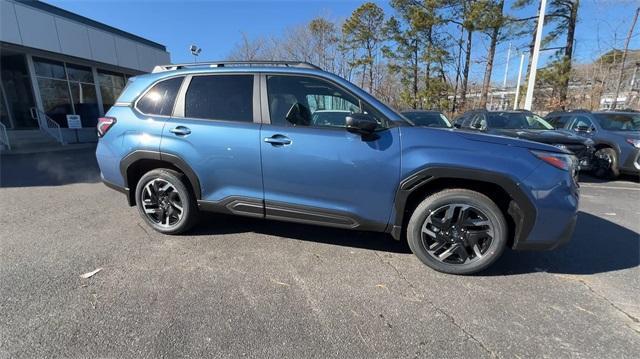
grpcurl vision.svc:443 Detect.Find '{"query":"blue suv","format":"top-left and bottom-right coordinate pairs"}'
top-left (96, 61), bottom-right (579, 274)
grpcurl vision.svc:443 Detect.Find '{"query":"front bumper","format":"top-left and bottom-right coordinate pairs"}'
top-left (619, 147), bottom-right (640, 174)
top-left (512, 163), bottom-right (579, 251)
top-left (513, 213), bottom-right (576, 250)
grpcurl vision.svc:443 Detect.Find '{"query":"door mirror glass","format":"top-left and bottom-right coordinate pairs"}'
top-left (346, 113), bottom-right (378, 134)
top-left (575, 124), bottom-right (590, 132)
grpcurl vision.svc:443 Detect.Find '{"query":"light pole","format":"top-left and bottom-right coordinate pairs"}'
top-left (190, 44), bottom-right (202, 63)
top-left (524, 0), bottom-right (547, 111)
top-left (501, 42), bottom-right (511, 110)
top-left (514, 53), bottom-right (526, 110)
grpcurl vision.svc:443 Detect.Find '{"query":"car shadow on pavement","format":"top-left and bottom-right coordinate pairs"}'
top-left (484, 211), bottom-right (640, 276)
top-left (191, 212), bottom-right (412, 254)
top-left (0, 150), bottom-right (100, 188)
top-left (579, 173), bottom-right (639, 184)
top-left (193, 211), bottom-right (638, 274)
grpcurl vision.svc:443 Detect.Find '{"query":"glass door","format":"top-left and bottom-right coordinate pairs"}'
top-left (0, 54), bottom-right (37, 129)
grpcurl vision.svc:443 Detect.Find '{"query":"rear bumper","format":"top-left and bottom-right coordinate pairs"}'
top-left (101, 174), bottom-right (133, 206)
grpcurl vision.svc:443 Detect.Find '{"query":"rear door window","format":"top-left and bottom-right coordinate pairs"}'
top-left (136, 77), bottom-right (183, 116)
top-left (184, 75), bottom-right (254, 122)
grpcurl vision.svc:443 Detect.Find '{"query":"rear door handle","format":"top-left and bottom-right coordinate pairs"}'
top-left (264, 134), bottom-right (291, 146)
top-left (169, 126), bottom-right (191, 136)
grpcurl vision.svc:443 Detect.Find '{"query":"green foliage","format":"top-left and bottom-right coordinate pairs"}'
top-left (342, 2), bottom-right (385, 69)
top-left (597, 49), bottom-right (624, 65)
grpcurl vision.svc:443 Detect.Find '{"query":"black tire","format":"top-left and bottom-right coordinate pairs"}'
top-left (593, 147), bottom-right (619, 179)
top-left (135, 169), bottom-right (199, 234)
top-left (406, 189), bottom-right (508, 275)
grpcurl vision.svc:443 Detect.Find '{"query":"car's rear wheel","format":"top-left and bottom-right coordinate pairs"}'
top-left (135, 169), bottom-right (198, 234)
top-left (407, 189), bottom-right (507, 275)
top-left (592, 147), bottom-right (619, 179)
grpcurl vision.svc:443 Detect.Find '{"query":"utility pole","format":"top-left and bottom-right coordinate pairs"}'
top-left (524, 0), bottom-right (547, 111)
top-left (611, 7), bottom-right (639, 110)
top-left (514, 53), bottom-right (526, 110)
top-left (501, 43), bottom-right (512, 110)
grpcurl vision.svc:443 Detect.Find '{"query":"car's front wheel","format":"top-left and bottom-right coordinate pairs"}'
top-left (407, 189), bottom-right (508, 275)
top-left (135, 169), bottom-right (199, 234)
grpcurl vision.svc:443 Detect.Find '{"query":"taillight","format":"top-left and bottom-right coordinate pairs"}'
top-left (531, 150), bottom-right (576, 171)
top-left (97, 117), bottom-right (116, 137)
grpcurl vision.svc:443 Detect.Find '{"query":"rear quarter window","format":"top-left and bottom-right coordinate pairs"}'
top-left (136, 77), bottom-right (183, 116)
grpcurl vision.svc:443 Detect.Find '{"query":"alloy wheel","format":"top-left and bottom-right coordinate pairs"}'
top-left (141, 178), bottom-right (184, 227)
top-left (420, 204), bottom-right (494, 265)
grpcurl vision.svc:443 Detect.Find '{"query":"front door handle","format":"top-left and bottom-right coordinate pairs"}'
top-left (170, 126), bottom-right (191, 136)
top-left (264, 134), bottom-right (291, 146)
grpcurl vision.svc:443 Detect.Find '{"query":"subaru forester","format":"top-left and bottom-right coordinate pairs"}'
top-left (96, 61), bottom-right (579, 274)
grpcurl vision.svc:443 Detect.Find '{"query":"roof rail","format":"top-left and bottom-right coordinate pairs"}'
top-left (152, 60), bottom-right (321, 73)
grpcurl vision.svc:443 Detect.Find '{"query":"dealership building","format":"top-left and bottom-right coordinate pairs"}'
top-left (0, 0), bottom-right (170, 150)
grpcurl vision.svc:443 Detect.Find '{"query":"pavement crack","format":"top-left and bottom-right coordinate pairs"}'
top-left (373, 252), bottom-right (499, 358)
top-left (136, 222), bottom-right (153, 241)
top-left (555, 274), bottom-right (640, 331)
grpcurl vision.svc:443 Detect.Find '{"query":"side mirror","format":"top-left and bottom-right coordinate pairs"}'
top-left (453, 123), bottom-right (461, 129)
top-left (574, 124), bottom-right (590, 132)
top-left (346, 113), bottom-right (378, 135)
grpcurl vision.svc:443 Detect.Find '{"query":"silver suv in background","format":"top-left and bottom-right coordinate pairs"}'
top-left (546, 110), bottom-right (640, 178)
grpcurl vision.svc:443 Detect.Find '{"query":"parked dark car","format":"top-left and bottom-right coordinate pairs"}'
top-left (454, 110), bottom-right (595, 170)
top-left (401, 110), bottom-right (452, 128)
top-left (545, 110), bottom-right (640, 178)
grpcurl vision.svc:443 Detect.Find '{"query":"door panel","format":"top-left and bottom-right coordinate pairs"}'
top-left (260, 125), bottom-right (401, 230)
top-left (161, 74), bottom-right (263, 203)
top-left (161, 118), bottom-right (263, 201)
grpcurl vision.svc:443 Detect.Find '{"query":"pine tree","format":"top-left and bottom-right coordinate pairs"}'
top-left (342, 3), bottom-right (386, 93)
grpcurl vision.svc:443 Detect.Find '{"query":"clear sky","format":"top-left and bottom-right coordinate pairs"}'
top-left (44, 0), bottom-right (639, 86)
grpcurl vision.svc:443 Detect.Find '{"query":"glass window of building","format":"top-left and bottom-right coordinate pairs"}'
top-left (67, 64), bottom-right (99, 127)
top-left (0, 54), bottom-right (37, 129)
top-left (33, 58), bottom-right (74, 126)
top-left (33, 58), bottom-right (101, 127)
top-left (98, 70), bottom-right (127, 114)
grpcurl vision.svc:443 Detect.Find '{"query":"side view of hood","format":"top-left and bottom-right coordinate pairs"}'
top-left (490, 129), bottom-right (590, 145)
top-left (454, 130), bottom-right (568, 153)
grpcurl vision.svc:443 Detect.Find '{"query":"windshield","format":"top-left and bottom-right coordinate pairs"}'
top-left (594, 113), bottom-right (640, 131)
top-left (487, 112), bottom-right (554, 130)
top-left (402, 112), bottom-right (451, 128)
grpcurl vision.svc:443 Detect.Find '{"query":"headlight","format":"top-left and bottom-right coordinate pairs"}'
top-left (531, 150), bottom-right (576, 171)
top-left (626, 138), bottom-right (640, 148)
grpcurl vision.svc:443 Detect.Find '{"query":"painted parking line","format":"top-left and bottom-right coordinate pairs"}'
top-left (579, 183), bottom-right (640, 191)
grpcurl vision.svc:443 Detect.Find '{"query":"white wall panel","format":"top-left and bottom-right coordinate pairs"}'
top-left (136, 44), bottom-right (158, 72)
top-left (115, 37), bottom-right (139, 69)
top-left (88, 28), bottom-right (117, 65)
top-left (0, 1), bottom-right (21, 44)
top-left (14, 3), bottom-right (60, 53)
top-left (55, 17), bottom-right (92, 59)
top-left (2, 0), bottom-right (169, 72)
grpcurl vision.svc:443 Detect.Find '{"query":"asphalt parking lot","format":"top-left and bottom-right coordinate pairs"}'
top-left (1, 149), bottom-right (639, 358)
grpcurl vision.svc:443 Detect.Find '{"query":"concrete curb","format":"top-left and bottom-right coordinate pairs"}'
top-left (0, 143), bottom-right (97, 156)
